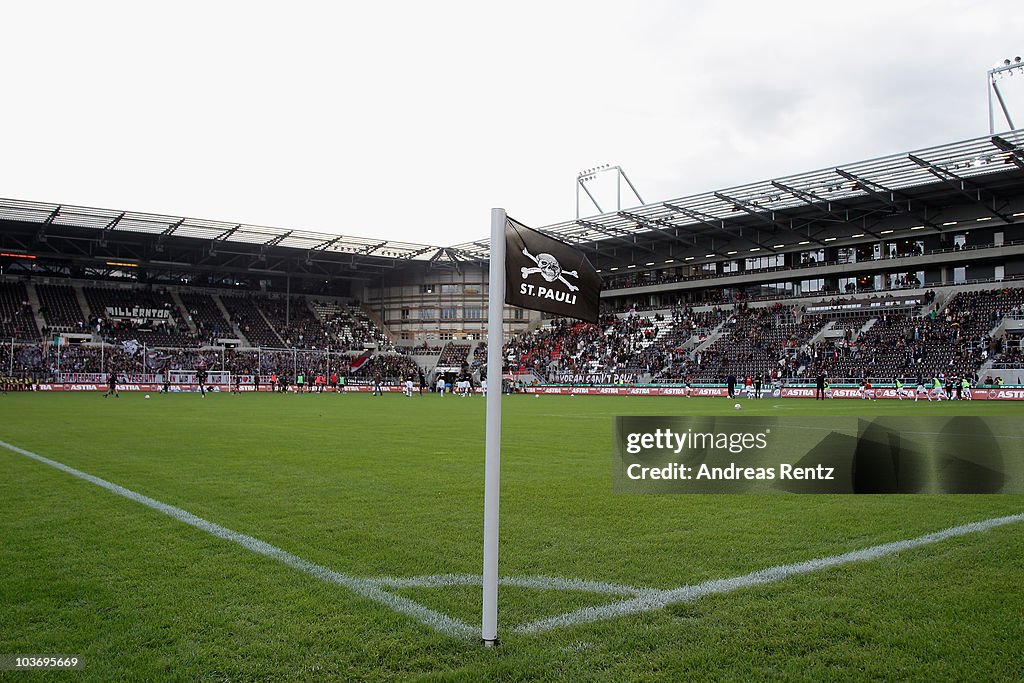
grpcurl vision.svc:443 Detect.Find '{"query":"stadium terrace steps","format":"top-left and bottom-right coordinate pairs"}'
top-left (24, 283), bottom-right (47, 335)
top-left (211, 295), bottom-right (249, 347)
top-left (807, 320), bottom-right (837, 346)
top-left (219, 295), bottom-right (284, 348)
top-left (857, 317), bottom-right (878, 338)
top-left (169, 290), bottom-right (197, 335)
top-left (689, 320), bottom-right (728, 356)
top-left (255, 301), bottom-right (287, 346)
top-left (304, 296), bottom-right (326, 327)
top-left (179, 292), bottom-right (236, 345)
top-left (73, 286), bottom-right (91, 328)
top-left (35, 284), bottom-right (87, 333)
top-left (0, 282), bottom-right (42, 340)
top-left (359, 304), bottom-right (397, 347)
top-left (308, 299), bottom-right (340, 322)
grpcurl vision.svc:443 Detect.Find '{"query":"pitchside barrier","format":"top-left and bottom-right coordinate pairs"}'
top-left (522, 384), bottom-right (1024, 400)
top-left (30, 383), bottom-right (475, 393)
top-left (17, 382), bottom-right (1024, 399)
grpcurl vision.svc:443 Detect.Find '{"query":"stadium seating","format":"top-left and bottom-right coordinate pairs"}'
top-left (500, 286), bottom-right (1024, 384)
top-left (0, 282), bottom-right (41, 341)
top-left (216, 295), bottom-right (395, 352)
top-left (6, 278), bottom-right (1024, 387)
top-left (352, 354), bottom-right (420, 381)
top-left (995, 330), bottom-right (1023, 367)
top-left (36, 284), bottom-right (87, 332)
top-left (179, 292), bottom-right (233, 346)
top-left (83, 286), bottom-right (194, 347)
top-left (310, 300), bottom-right (396, 352)
top-left (219, 295), bottom-right (284, 348)
top-left (436, 342), bottom-right (471, 368)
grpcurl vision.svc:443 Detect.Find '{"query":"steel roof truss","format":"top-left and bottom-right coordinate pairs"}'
top-left (833, 169), bottom-right (942, 231)
top-left (907, 154), bottom-right (1013, 223)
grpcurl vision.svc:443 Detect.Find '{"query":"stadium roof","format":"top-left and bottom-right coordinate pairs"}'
top-left (2, 130), bottom-right (1023, 278)
top-left (453, 130), bottom-right (1024, 270)
top-left (0, 199), bottom-right (452, 263)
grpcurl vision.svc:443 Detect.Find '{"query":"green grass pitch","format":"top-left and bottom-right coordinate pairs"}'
top-left (1, 391), bottom-right (1022, 681)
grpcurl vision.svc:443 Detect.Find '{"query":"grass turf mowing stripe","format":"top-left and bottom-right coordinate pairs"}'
top-left (4, 431), bottom-right (1022, 644)
top-left (515, 512), bottom-right (1024, 634)
top-left (0, 438), bottom-right (477, 641)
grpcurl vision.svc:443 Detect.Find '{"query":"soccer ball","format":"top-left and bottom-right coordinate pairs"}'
top-left (734, 403), bottom-right (741, 410)
top-left (144, 395), bottom-right (151, 400)
top-left (535, 394), bottom-right (539, 398)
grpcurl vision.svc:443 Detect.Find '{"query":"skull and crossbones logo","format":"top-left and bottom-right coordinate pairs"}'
top-left (521, 247), bottom-right (579, 291)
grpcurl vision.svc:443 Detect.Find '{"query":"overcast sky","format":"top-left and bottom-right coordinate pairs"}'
top-left (2, 1), bottom-right (1022, 247)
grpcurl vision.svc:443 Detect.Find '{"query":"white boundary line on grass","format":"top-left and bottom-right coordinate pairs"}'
top-left (514, 512), bottom-right (1024, 634)
top-left (369, 573), bottom-right (650, 596)
top-left (3, 438), bottom-right (1022, 639)
top-left (0, 439), bottom-right (477, 640)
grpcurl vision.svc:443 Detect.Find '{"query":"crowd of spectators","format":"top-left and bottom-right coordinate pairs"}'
top-left (311, 301), bottom-right (396, 352)
top-left (502, 313), bottom-right (666, 379)
top-left (84, 286), bottom-right (195, 347)
top-left (0, 342), bottom-right (412, 382)
top-left (220, 295), bottom-right (282, 347)
top-left (5, 283), bottom-right (1024, 386)
top-left (500, 287), bottom-right (1024, 385)
top-left (352, 354), bottom-right (420, 381)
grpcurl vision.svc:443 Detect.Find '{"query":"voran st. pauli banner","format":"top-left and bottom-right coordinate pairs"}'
top-left (613, 416), bottom-right (1024, 493)
top-left (554, 372), bottom-right (639, 385)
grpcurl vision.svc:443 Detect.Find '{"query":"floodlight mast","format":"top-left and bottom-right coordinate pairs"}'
top-left (988, 56), bottom-right (1023, 134)
top-left (575, 165), bottom-right (645, 219)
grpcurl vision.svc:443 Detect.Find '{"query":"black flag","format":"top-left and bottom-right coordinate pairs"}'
top-left (504, 217), bottom-right (602, 323)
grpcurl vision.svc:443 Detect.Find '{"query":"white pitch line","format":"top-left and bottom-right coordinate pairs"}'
top-left (0, 439), bottom-right (477, 640)
top-left (7, 437), bottom-right (1022, 640)
top-left (372, 573), bottom-right (649, 596)
top-left (515, 512), bottom-right (1024, 634)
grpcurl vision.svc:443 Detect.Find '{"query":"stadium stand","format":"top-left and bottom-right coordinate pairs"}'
top-left (220, 295), bottom-right (284, 348)
top-left (493, 284), bottom-right (1024, 386)
top-left (352, 353), bottom-right (420, 381)
top-left (310, 300), bottom-right (396, 352)
top-left (4, 280), bottom-right (1024, 390)
top-left (995, 330), bottom-right (1024, 368)
top-left (260, 297), bottom-right (327, 349)
top-left (83, 285), bottom-right (193, 347)
top-left (4, 126), bottom-right (1024, 391)
top-left (179, 292), bottom-right (233, 346)
top-left (0, 282), bottom-right (41, 341)
top-left (36, 284), bottom-right (87, 333)
top-left (406, 341), bottom-right (443, 356)
top-left (436, 342), bottom-right (471, 368)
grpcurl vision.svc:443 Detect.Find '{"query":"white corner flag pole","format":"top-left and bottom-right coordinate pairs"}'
top-left (482, 207), bottom-right (506, 646)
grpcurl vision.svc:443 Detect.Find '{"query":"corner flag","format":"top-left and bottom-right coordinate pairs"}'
top-left (481, 211), bottom-right (602, 647)
top-left (505, 217), bottom-right (602, 324)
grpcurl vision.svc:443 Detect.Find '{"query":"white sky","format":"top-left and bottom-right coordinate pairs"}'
top-left (2, 1), bottom-right (1023, 247)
